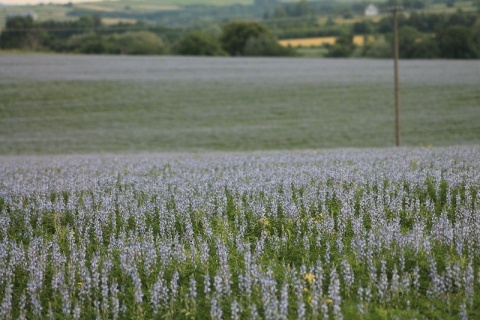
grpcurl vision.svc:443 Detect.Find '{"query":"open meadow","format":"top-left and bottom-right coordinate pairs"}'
top-left (1, 54), bottom-right (480, 319)
top-left (0, 55), bottom-right (479, 155)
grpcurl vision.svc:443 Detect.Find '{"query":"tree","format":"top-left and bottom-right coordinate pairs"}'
top-left (220, 21), bottom-right (271, 56)
top-left (292, 0), bottom-right (310, 17)
top-left (398, 26), bottom-right (438, 58)
top-left (78, 14), bottom-right (102, 29)
top-left (352, 21), bottom-right (373, 34)
top-left (472, 19), bottom-right (480, 56)
top-left (436, 25), bottom-right (478, 58)
top-left (325, 32), bottom-right (355, 57)
top-left (173, 31), bottom-right (227, 56)
top-left (67, 33), bottom-right (106, 54)
top-left (67, 31), bottom-right (166, 55)
top-left (243, 33), bottom-right (297, 56)
top-left (0, 16), bottom-right (46, 50)
top-left (361, 37), bottom-right (392, 58)
top-left (110, 31), bottom-right (166, 55)
top-left (220, 21), bottom-right (294, 57)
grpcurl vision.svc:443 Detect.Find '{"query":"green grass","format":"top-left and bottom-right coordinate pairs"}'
top-left (0, 55), bottom-right (479, 155)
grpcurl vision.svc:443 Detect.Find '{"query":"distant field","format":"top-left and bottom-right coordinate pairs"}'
top-left (73, 1), bottom-right (183, 13)
top-left (279, 35), bottom-right (373, 47)
top-left (0, 4), bottom-right (72, 27)
top-left (0, 54), bottom-right (479, 155)
top-left (0, 0), bottom-right (475, 30)
top-left (0, 0), bottom-right (246, 27)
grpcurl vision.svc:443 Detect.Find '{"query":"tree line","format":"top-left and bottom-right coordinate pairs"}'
top-left (1, 3), bottom-right (479, 59)
top-left (327, 10), bottom-right (480, 59)
top-left (0, 15), bottom-right (175, 55)
top-left (0, 15), bottom-right (296, 57)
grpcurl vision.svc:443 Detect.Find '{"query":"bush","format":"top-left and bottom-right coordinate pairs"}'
top-left (173, 31), bottom-right (227, 56)
top-left (220, 21), bottom-right (270, 56)
top-left (357, 37), bottom-right (392, 58)
top-left (0, 16), bottom-right (47, 50)
top-left (67, 33), bottom-right (106, 54)
top-left (243, 33), bottom-right (297, 56)
top-left (110, 31), bottom-right (166, 55)
top-left (436, 25), bottom-right (479, 59)
top-left (220, 20), bottom-right (297, 56)
top-left (325, 32), bottom-right (355, 57)
top-left (399, 26), bottom-right (439, 59)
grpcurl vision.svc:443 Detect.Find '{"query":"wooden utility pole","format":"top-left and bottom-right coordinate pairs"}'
top-left (392, 3), bottom-right (401, 147)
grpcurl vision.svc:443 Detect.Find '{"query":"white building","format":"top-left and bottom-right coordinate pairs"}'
top-left (364, 4), bottom-right (379, 17)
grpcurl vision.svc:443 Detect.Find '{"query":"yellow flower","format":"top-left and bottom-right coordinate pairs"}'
top-left (325, 298), bottom-right (333, 304)
top-left (304, 273), bottom-right (316, 284)
top-left (259, 218), bottom-right (270, 228)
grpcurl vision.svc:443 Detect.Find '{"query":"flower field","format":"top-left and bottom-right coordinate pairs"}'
top-left (1, 146), bottom-right (479, 319)
top-left (2, 55), bottom-right (479, 155)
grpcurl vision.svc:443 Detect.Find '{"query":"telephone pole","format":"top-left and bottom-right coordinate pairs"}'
top-left (392, 2), bottom-right (401, 147)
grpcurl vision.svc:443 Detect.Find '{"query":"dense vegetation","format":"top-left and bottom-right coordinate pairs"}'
top-left (1, 147), bottom-right (480, 319)
top-left (0, 15), bottom-right (295, 56)
top-left (0, 0), bottom-right (479, 58)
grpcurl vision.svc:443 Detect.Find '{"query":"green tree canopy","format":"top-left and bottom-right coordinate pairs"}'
top-left (243, 33), bottom-right (297, 56)
top-left (110, 31), bottom-right (166, 55)
top-left (0, 16), bottom-right (46, 50)
top-left (436, 25), bottom-right (479, 59)
top-left (67, 33), bottom-right (106, 54)
top-left (173, 31), bottom-right (226, 56)
top-left (67, 31), bottom-right (166, 55)
top-left (398, 26), bottom-right (438, 59)
top-left (325, 32), bottom-right (355, 57)
top-left (220, 21), bottom-right (271, 56)
top-left (220, 20), bottom-right (294, 56)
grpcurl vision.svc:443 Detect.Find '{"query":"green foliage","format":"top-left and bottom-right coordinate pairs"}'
top-left (110, 31), bottom-right (166, 55)
top-left (173, 31), bottom-right (227, 56)
top-left (220, 21), bottom-right (271, 56)
top-left (360, 37), bottom-right (392, 58)
top-left (398, 26), bottom-right (439, 58)
top-left (243, 33), bottom-right (297, 56)
top-left (356, 10), bottom-right (480, 59)
top-left (325, 32), bottom-right (355, 57)
top-left (0, 16), bottom-right (47, 50)
top-left (352, 21), bottom-right (374, 34)
top-left (436, 25), bottom-right (479, 58)
top-left (78, 14), bottom-right (102, 28)
top-left (67, 31), bottom-right (166, 55)
top-left (218, 20), bottom-right (297, 57)
top-left (1, 0), bottom-right (479, 59)
top-left (67, 32), bottom-right (106, 54)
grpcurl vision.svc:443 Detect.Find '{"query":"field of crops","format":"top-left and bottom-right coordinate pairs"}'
top-left (0, 54), bottom-right (479, 318)
top-left (1, 55), bottom-right (479, 155)
top-left (279, 36), bottom-right (370, 47)
top-left (1, 146), bottom-right (479, 319)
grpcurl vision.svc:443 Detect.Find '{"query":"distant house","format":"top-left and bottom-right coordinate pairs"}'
top-left (364, 4), bottom-right (379, 17)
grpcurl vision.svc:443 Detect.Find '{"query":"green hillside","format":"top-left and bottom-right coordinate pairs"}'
top-left (1, 0), bottom-right (478, 57)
